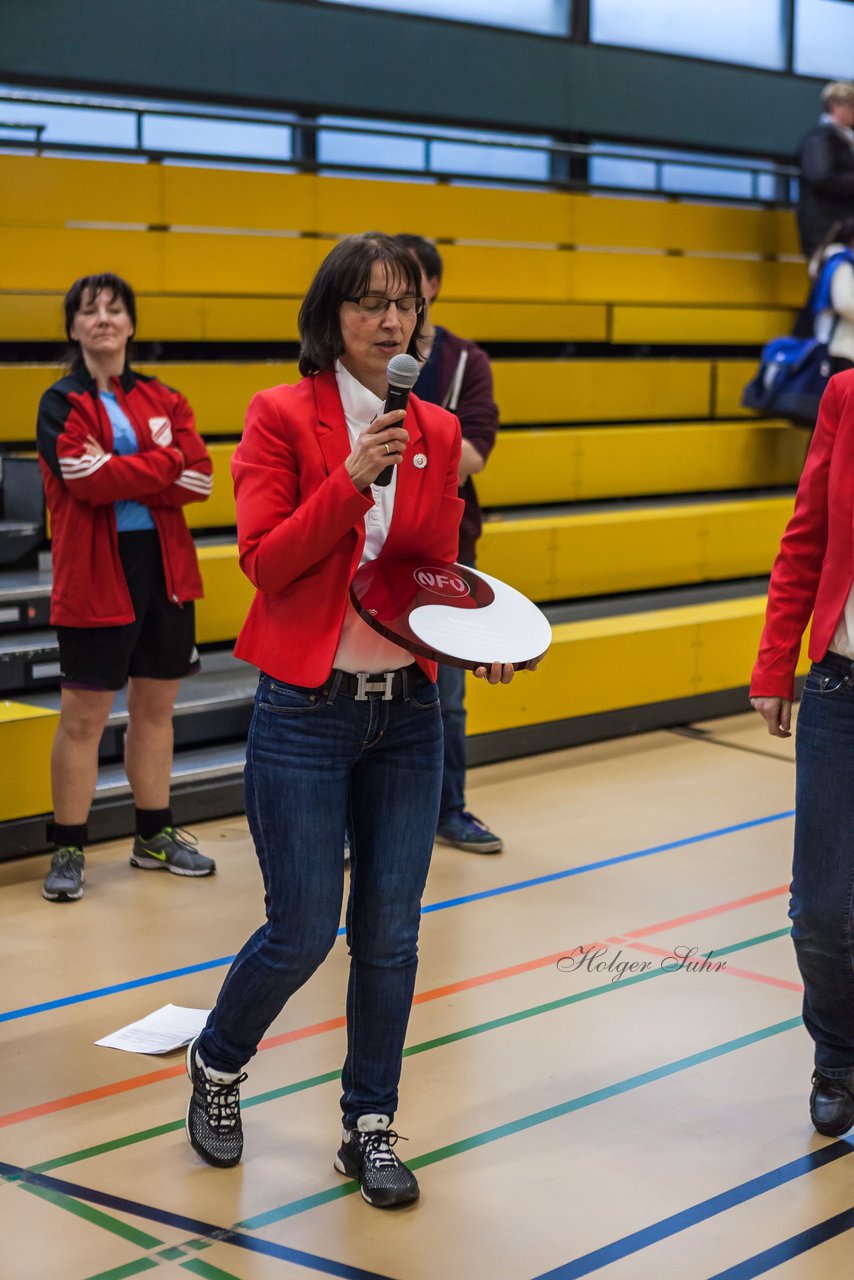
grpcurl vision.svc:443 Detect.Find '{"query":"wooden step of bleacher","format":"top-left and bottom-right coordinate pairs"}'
top-left (170, 421), bottom-right (809, 530)
top-left (0, 490), bottom-right (795, 680)
top-left (0, 358), bottom-right (772, 445)
top-left (0, 224), bottom-right (805, 310)
top-left (0, 154), bottom-right (800, 255)
top-left (0, 292), bottom-right (794, 347)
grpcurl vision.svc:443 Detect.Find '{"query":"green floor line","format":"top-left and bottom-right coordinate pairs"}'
top-left (180, 1258), bottom-right (245, 1280)
top-left (31, 926), bottom-right (791, 1181)
top-left (18, 1179), bottom-right (164, 1249)
top-left (78, 1258), bottom-right (160, 1280)
top-left (241, 1014), bottom-right (802, 1229)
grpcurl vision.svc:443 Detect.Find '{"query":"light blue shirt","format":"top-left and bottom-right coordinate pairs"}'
top-left (100, 391), bottom-right (155, 532)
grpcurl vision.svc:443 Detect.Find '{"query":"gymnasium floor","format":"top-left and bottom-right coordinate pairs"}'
top-left (2, 706), bottom-right (847, 1280)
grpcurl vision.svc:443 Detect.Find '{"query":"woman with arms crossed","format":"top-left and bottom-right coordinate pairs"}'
top-left (751, 367), bottom-right (854, 1137)
top-left (185, 233), bottom-right (532, 1208)
top-left (37, 273), bottom-right (215, 902)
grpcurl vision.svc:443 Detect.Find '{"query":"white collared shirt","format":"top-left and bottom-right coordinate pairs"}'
top-left (332, 360), bottom-right (414, 673)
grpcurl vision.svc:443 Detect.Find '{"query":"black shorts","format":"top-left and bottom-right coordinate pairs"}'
top-left (57, 530), bottom-right (200, 691)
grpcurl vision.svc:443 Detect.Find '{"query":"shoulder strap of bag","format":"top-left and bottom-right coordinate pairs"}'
top-left (813, 249), bottom-right (854, 318)
top-left (442, 349), bottom-right (468, 413)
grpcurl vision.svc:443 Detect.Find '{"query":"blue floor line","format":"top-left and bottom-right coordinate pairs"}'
top-left (0, 1162), bottom-right (396, 1280)
top-left (1, 808), bottom-right (794, 1025)
top-left (706, 1204), bottom-right (854, 1279)
top-left (532, 1138), bottom-right (854, 1278)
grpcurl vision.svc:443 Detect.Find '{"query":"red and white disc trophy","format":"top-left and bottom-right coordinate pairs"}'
top-left (350, 559), bottom-right (551, 671)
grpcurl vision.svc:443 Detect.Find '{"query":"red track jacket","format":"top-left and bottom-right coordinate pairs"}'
top-left (232, 369), bottom-right (463, 686)
top-left (37, 365), bottom-right (212, 627)
top-left (751, 370), bottom-right (854, 700)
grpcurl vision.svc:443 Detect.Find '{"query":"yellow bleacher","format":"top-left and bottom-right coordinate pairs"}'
top-left (190, 421), bottom-right (806, 529)
top-left (0, 150), bottom-right (806, 840)
top-left (191, 494), bottom-right (794, 643)
top-left (0, 357), bottom-right (773, 445)
top-left (0, 153), bottom-right (801, 343)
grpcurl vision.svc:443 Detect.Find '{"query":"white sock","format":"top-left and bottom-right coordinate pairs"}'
top-left (196, 1050), bottom-right (240, 1085)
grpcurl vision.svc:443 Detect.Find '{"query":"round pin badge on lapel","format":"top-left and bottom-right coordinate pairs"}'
top-left (413, 453), bottom-right (427, 469)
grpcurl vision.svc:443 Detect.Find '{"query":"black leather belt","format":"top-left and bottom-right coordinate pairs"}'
top-left (325, 666), bottom-right (428, 701)
top-left (817, 651), bottom-right (854, 680)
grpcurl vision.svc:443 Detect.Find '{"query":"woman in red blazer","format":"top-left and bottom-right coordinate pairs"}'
top-left (185, 233), bottom-right (530, 1209)
top-left (751, 369), bottom-right (854, 1138)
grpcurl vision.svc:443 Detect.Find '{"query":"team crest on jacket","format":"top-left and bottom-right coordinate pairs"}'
top-left (148, 417), bottom-right (173, 447)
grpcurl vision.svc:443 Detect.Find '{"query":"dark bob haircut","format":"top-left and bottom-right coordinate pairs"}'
top-left (394, 233), bottom-right (443, 283)
top-left (63, 273), bottom-right (136, 368)
top-left (298, 232), bottom-right (424, 377)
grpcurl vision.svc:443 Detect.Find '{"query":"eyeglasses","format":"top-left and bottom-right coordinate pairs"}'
top-left (342, 294), bottom-right (425, 316)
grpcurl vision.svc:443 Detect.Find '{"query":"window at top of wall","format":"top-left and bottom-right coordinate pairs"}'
top-left (318, 0), bottom-right (571, 36)
top-left (794, 0), bottom-right (854, 78)
top-left (590, 0), bottom-right (786, 70)
top-left (589, 143), bottom-right (781, 202)
top-left (317, 116), bottom-right (552, 182)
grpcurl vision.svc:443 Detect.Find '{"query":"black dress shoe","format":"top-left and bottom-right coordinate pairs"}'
top-left (810, 1071), bottom-right (854, 1136)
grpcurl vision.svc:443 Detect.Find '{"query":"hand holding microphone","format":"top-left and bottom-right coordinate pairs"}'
top-left (345, 354), bottom-right (422, 491)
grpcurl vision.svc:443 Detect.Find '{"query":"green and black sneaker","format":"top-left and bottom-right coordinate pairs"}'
top-left (130, 826), bottom-right (215, 877)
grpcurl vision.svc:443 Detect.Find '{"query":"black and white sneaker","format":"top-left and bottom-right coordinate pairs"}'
top-left (334, 1114), bottom-right (419, 1208)
top-left (42, 847), bottom-right (85, 901)
top-left (185, 1037), bottom-right (246, 1168)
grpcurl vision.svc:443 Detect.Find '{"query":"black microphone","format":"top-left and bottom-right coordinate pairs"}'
top-left (374, 354), bottom-right (421, 488)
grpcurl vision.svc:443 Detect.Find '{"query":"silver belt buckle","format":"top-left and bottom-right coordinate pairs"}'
top-left (355, 671), bottom-right (394, 701)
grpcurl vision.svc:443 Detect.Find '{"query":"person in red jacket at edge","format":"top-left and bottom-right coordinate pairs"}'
top-left (750, 369), bottom-right (854, 1140)
top-left (394, 234), bottom-right (503, 854)
top-left (36, 273), bottom-right (215, 903)
top-left (183, 233), bottom-right (537, 1209)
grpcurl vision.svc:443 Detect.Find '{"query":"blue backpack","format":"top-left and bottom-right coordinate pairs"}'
top-left (741, 250), bottom-right (854, 427)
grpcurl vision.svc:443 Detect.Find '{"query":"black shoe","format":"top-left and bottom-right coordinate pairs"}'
top-left (185, 1037), bottom-right (246, 1167)
top-left (810, 1070), bottom-right (854, 1136)
top-left (334, 1115), bottom-right (419, 1208)
top-left (42, 847), bottom-right (85, 901)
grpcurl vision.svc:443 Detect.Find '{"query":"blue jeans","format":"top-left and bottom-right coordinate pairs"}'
top-left (792, 658), bottom-right (854, 1076)
top-left (437, 555), bottom-right (473, 824)
top-left (437, 661), bottom-right (466, 822)
top-left (199, 669), bottom-right (443, 1127)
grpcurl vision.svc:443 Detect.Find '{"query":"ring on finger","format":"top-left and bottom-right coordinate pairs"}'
top-left (384, 443), bottom-right (391, 455)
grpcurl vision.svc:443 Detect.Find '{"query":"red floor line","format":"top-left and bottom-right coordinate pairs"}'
top-left (623, 939), bottom-right (803, 993)
top-left (0, 884), bottom-right (790, 1129)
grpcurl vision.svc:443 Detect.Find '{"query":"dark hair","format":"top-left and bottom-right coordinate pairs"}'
top-left (298, 233), bottom-right (424, 376)
top-left (63, 273), bottom-right (136, 370)
top-left (831, 218), bottom-right (854, 246)
top-left (394, 233), bottom-right (443, 283)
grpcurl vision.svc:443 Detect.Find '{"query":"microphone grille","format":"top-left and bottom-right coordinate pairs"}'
top-left (387, 353), bottom-right (421, 391)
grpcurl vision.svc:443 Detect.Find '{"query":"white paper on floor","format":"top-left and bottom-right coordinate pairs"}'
top-left (95, 1003), bottom-right (210, 1054)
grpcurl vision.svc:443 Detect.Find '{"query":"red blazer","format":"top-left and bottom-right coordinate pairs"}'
top-left (751, 370), bottom-right (854, 700)
top-left (232, 369), bottom-right (464, 686)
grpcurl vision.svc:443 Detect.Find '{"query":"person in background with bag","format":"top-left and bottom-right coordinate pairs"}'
top-left (394, 233), bottom-right (503, 855)
top-left (797, 81), bottom-right (854, 260)
top-left (750, 363), bottom-right (854, 1140)
top-left (811, 218), bottom-right (854, 375)
top-left (742, 223), bottom-right (854, 426)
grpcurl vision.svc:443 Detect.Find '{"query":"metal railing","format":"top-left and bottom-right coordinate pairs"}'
top-left (0, 87), bottom-right (798, 206)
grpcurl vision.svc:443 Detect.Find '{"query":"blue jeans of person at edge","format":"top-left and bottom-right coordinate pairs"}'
top-left (197, 669), bottom-right (443, 1128)
top-left (436, 556), bottom-right (475, 823)
top-left (792, 656), bottom-right (854, 1077)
